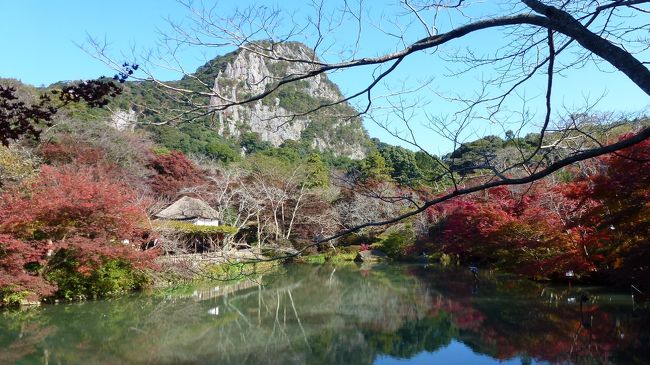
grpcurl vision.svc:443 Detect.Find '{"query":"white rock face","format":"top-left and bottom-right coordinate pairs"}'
top-left (209, 42), bottom-right (368, 159)
top-left (109, 109), bottom-right (137, 131)
top-left (215, 97), bottom-right (309, 144)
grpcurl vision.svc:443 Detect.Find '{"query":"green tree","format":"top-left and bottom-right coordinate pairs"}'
top-left (414, 151), bottom-right (450, 189)
top-left (445, 135), bottom-right (505, 174)
top-left (304, 153), bottom-right (330, 188)
top-left (240, 131), bottom-right (273, 154)
top-left (360, 151), bottom-right (393, 182)
top-left (204, 140), bottom-right (239, 164)
top-left (379, 145), bottom-right (423, 186)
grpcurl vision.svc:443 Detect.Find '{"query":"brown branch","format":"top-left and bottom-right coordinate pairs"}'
top-left (244, 125), bottom-right (650, 263)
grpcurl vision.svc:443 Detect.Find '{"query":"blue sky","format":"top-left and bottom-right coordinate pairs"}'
top-left (1, 1), bottom-right (648, 154)
top-left (0, 0), bottom-right (185, 84)
top-left (374, 340), bottom-right (548, 365)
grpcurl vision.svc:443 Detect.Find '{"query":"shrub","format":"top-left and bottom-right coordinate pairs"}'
top-left (305, 254), bottom-right (326, 264)
top-left (326, 252), bottom-right (357, 263)
top-left (376, 229), bottom-right (415, 259)
top-left (204, 141), bottom-right (239, 164)
top-left (45, 256), bottom-right (149, 301)
top-left (39, 137), bottom-right (108, 167)
top-left (0, 146), bottom-right (37, 190)
top-left (0, 235), bottom-right (54, 306)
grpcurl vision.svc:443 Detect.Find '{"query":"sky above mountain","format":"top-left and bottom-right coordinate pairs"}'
top-left (2, 0), bottom-right (648, 154)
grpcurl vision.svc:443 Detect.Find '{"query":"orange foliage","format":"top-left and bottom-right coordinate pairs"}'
top-left (0, 164), bottom-right (157, 299)
top-left (146, 150), bottom-right (206, 199)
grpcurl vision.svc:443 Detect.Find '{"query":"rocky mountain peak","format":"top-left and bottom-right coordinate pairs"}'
top-left (203, 41), bottom-right (369, 159)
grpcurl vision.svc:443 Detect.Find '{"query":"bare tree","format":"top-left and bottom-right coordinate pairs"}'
top-left (194, 157), bottom-right (339, 253)
top-left (89, 0), bottom-right (650, 254)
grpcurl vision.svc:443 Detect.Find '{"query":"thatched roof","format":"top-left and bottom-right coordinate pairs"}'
top-left (155, 196), bottom-right (219, 220)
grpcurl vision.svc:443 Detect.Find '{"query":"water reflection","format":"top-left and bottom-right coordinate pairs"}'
top-left (1, 264), bottom-right (648, 365)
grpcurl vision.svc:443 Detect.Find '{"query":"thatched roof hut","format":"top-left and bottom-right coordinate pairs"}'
top-left (155, 196), bottom-right (219, 221)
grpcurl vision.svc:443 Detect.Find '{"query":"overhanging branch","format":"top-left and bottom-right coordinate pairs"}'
top-left (252, 125), bottom-right (650, 262)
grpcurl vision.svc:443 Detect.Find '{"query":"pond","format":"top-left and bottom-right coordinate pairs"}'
top-left (1, 263), bottom-right (648, 365)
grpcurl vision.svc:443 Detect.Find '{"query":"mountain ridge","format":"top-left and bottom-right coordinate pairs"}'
top-left (110, 41), bottom-right (371, 159)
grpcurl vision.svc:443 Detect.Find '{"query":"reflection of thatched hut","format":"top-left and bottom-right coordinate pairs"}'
top-left (155, 197), bottom-right (236, 253)
top-left (155, 196), bottom-right (219, 226)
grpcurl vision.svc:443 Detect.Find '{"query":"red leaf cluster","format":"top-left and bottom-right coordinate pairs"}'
top-left (0, 234), bottom-right (55, 296)
top-left (566, 136), bottom-right (650, 280)
top-left (39, 138), bottom-right (107, 167)
top-left (429, 182), bottom-right (590, 277)
top-left (146, 150), bottom-right (206, 199)
top-left (426, 136), bottom-right (650, 280)
top-left (0, 163), bottom-right (157, 299)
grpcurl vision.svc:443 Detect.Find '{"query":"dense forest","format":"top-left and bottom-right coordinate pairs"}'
top-left (0, 73), bottom-right (649, 307)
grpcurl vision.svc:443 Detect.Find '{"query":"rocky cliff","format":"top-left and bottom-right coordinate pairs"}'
top-left (186, 41), bottom-right (370, 159)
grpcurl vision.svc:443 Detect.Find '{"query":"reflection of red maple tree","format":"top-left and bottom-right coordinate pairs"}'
top-left (416, 270), bottom-right (641, 364)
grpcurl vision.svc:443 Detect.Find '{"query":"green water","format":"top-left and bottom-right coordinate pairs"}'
top-left (1, 264), bottom-right (648, 365)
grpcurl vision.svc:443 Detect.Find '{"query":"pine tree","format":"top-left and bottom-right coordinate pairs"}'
top-left (304, 153), bottom-right (330, 188)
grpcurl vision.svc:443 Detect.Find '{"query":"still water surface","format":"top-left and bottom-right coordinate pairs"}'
top-left (1, 264), bottom-right (648, 365)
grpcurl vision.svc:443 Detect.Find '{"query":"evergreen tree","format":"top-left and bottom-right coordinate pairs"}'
top-left (379, 145), bottom-right (423, 186)
top-left (360, 151), bottom-right (393, 181)
top-left (304, 153), bottom-right (330, 188)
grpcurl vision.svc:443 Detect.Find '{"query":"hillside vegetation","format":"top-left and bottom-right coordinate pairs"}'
top-left (1, 67), bottom-right (649, 307)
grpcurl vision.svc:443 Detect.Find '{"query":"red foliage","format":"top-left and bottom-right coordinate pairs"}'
top-left (592, 136), bottom-right (650, 197)
top-left (146, 150), bottom-right (206, 199)
top-left (0, 164), bottom-right (157, 298)
top-left (0, 234), bottom-right (55, 297)
top-left (425, 136), bottom-right (650, 281)
top-left (39, 138), bottom-right (108, 167)
top-left (2, 165), bottom-right (146, 241)
top-left (429, 182), bottom-right (594, 277)
top-left (564, 136), bottom-right (650, 282)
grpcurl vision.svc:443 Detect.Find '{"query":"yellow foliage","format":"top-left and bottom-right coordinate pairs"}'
top-left (0, 146), bottom-right (37, 188)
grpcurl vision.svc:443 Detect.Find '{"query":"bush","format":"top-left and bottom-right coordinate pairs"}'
top-left (0, 234), bottom-right (54, 306)
top-left (204, 141), bottom-right (239, 164)
top-left (304, 254), bottom-right (326, 264)
top-left (45, 256), bottom-right (149, 301)
top-left (0, 146), bottom-right (37, 190)
top-left (376, 229), bottom-right (415, 259)
top-left (326, 252), bottom-right (357, 263)
top-left (0, 287), bottom-right (29, 307)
